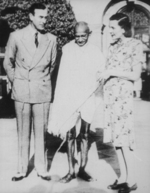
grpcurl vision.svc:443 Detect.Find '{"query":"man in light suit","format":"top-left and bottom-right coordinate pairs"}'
top-left (3, 3), bottom-right (57, 181)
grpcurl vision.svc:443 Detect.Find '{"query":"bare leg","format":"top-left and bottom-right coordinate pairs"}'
top-left (116, 148), bottom-right (126, 183)
top-left (121, 147), bottom-right (136, 186)
top-left (77, 119), bottom-right (93, 181)
top-left (60, 127), bottom-right (76, 183)
top-left (116, 147), bottom-right (137, 192)
top-left (108, 147), bottom-right (127, 190)
top-left (108, 147), bottom-right (137, 191)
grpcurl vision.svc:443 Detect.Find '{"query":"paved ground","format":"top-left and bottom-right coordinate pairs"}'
top-left (0, 99), bottom-right (150, 193)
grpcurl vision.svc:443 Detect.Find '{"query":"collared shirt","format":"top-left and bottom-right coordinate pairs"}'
top-left (29, 24), bottom-right (41, 49)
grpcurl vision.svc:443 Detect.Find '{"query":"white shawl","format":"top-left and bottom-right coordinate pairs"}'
top-left (48, 41), bottom-right (105, 139)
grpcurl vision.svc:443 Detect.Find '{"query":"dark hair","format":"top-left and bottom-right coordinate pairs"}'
top-left (110, 13), bottom-right (131, 37)
top-left (29, 3), bottom-right (46, 15)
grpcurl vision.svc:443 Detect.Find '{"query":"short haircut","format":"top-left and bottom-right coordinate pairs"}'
top-left (29, 3), bottom-right (46, 15)
top-left (74, 21), bottom-right (91, 34)
top-left (110, 13), bottom-right (131, 37)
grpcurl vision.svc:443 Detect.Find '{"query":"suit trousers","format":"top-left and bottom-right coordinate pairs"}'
top-left (15, 101), bottom-right (50, 174)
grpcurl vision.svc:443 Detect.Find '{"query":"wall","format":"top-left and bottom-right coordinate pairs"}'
top-left (69, 0), bottom-right (110, 50)
top-left (69, 0), bottom-right (150, 56)
top-left (102, 0), bottom-right (150, 55)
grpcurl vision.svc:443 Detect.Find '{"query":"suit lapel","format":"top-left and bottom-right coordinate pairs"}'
top-left (21, 25), bottom-right (36, 57)
top-left (30, 33), bottom-right (51, 70)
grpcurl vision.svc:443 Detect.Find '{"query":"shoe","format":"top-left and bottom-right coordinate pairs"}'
top-left (37, 173), bottom-right (51, 181)
top-left (107, 180), bottom-right (128, 190)
top-left (12, 173), bottom-right (26, 181)
top-left (12, 176), bottom-right (24, 181)
top-left (60, 173), bottom-right (76, 183)
top-left (77, 169), bottom-right (93, 182)
top-left (40, 175), bottom-right (51, 181)
top-left (107, 180), bottom-right (118, 189)
top-left (119, 183), bottom-right (137, 193)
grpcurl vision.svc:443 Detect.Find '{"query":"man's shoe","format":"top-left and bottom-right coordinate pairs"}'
top-left (37, 173), bottom-right (51, 181)
top-left (12, 173), bottom-right (26, 181)
top-left (60, 173), bottom-right (76, 183)
top-left (77, 169), bottom-right (93, 182)
top-left (40, 175), bottom-right (51, 181)
top-left (108, 180), bottom-right (128, 190)
top-left (12, 176), bottom-right (24, 181)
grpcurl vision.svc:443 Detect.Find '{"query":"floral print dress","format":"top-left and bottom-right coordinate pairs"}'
top-left (103, 38), bottom-right (143, 150)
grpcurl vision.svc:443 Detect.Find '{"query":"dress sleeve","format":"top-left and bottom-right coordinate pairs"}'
top-left (132, 40), bottom-right (144, 68)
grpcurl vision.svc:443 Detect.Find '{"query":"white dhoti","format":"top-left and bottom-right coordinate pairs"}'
top-left (48, 41), bottom-right (105, 139)
top-left (49, 93), bottom-right (96, 138)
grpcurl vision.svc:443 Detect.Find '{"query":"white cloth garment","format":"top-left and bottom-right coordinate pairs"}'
top-left (48, 40), bottom-right (105, 139)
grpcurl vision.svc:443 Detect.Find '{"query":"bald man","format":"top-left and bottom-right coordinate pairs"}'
top-left (48, 22), bottom-right (105, 183)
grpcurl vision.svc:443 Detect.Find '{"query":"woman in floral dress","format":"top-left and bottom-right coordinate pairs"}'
top-left (100, 13), bottom-right (143, 193)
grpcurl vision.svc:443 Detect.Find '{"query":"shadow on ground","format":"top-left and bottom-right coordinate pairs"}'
top-left (45, 130), bottom-right (120, 177)
top-left (0, 92), bottom-right (15, 118)
top-left (26, 129), bottom-right (120, 179)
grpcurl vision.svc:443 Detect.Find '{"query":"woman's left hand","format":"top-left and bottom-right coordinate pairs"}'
top-left (97, 70), bottom-right (112, 82)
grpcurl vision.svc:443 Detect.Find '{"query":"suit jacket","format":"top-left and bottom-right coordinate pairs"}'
top-left (3, 25), bottom-right (57, 103)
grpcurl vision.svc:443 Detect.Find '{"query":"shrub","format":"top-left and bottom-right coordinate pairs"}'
top-left (0, 0), bottom-right (76, 49)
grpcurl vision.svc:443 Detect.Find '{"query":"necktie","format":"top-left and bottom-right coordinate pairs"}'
top-left (35, 32), bottom-right (38, 47)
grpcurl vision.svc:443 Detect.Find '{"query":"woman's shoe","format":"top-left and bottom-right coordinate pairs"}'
top-left (60, 173), bottom-right (76, 183)
top-left (119, 183), bottom-right (137, 193)
top-left (107, 180), bottom-right (128, 190)
top-left (107, 180), bottom-right (118, 189)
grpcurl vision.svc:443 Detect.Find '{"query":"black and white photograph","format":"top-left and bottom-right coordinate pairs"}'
top-left (0, 0), bottom-right (150, 193)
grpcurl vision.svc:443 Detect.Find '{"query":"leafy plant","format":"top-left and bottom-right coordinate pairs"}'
top-left (0, 0), bottom-right (76, 49)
